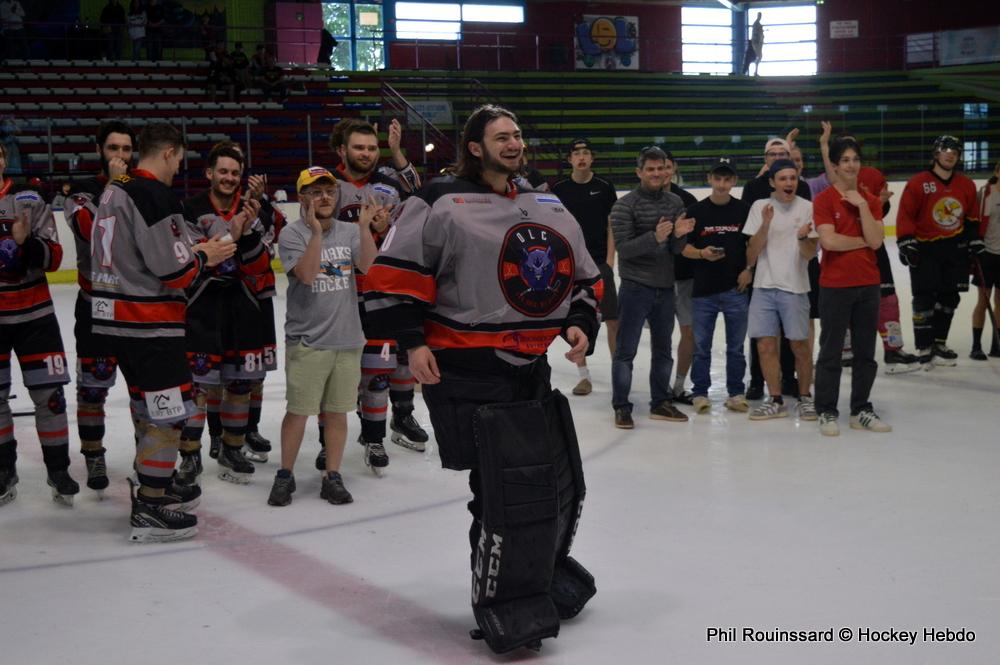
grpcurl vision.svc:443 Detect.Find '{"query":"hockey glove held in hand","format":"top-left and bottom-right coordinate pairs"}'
top-left (898, 236), bottom-right (919, 267)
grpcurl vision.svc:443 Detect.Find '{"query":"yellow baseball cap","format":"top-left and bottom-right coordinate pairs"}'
top-left (296, 166), bottom-right (337, 193)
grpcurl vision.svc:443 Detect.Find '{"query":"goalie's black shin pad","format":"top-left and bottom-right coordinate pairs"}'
top-left (545, 390), bottom-right (596, 619)
top-left (471, 399), bottom-right (560, 653)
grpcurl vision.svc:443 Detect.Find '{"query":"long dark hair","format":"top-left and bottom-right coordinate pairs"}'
top-left (454, 104), bottom-right (518, 182)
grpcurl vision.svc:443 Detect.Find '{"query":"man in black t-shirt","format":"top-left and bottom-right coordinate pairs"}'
top-left (682, 158), bottom-right (753, 414)
top-left (663, 150), bottom-right (698, 404)
top-left (552, 138), bottom-right (619, 396)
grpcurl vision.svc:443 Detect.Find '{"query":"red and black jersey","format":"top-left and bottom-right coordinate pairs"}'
top-left (0, 179), bottom-right (62, 324)
top-left (65, 175), bottom-right (108, 296)
top-left (90, 170), bottom-right (206, 338)
top-left (897, 169), bottom-right (978, 242)
top-left (182, 190), bottom-right (270, 303)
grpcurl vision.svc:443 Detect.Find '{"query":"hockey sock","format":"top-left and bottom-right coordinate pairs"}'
top-left (247, 380), bottom-right (264, 432)
top-left (77, 387), bottom-right (108, 451)
top-left (30, 387), bottom-right (69, 470)
top-left (221, 381), bottom-right (251, 447)
top-left (206, 384), bottom-right (223, 437)
top-left (180, 384), bottom-right (208, 450)
top-left (972, 327), bottom-right (983, 351)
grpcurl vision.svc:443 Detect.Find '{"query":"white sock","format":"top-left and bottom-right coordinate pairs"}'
top-left (673, 374), bottom-right (686, 394)
top-left (577, 366), bottom-right (590, 379)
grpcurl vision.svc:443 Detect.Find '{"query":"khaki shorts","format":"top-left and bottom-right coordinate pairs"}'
top-left (285, 343), bottom-right (363, 415)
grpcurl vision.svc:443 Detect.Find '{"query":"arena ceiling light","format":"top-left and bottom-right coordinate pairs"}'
top-left (716, 0), bottom-right (736, 10)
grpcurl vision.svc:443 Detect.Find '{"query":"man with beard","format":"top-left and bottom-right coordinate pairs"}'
top-left (176, 141), bottom-right (270, 486)
top-left (65, 120), bottom-right (135, 497)
top-left (364, 104), bottom-right (600, 654)
top-left (314, 117), bottom-right (426, 476)
top-left (897, 135), bottom-right (982, 368)
top-left (90, 123), bottom-right (235, 541)
top-left (551, 138), bottom-right (618, 396)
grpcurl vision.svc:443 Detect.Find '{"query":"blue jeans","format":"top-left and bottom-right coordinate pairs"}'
top-left (612, 279), bottom-right (675, 410)
top-left (691, 289), bottom-right (749, 398)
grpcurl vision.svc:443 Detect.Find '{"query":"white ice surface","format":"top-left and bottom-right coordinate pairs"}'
top-left (2, 242), bottom-right (998, 665)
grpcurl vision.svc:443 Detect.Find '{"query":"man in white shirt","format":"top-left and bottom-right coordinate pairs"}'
top-left (743, 159), bottom-right (818, 421)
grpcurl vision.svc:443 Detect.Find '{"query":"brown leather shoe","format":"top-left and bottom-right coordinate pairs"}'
top-left (572, 377), bottom-right (593, 396)
top-left (614, 408), bottom-right (634, 429)
top-left (649, 402), bottom-right (688, 422)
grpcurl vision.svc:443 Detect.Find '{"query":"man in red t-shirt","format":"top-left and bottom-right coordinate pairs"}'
top-left (897, 135), bottom-right (982, 367)
top-left (813, 138), bottom-right (891, 437)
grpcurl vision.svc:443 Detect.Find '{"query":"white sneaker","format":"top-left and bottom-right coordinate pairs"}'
top-left (797, 396), bottom-right (818, 421)
top-left (749, 398), bottom-right (788, 420)
top-left (724, 395), bottom-right (749, 413)
top-left (692, 395), bottom-right (711, 414)
top-left (819, 412), bottom-right (840, 437)
top-left (850, 408), bottom-right (892, 433)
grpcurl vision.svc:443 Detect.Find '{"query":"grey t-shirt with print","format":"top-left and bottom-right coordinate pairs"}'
top-left (279, 218), bottom-right (365, 350)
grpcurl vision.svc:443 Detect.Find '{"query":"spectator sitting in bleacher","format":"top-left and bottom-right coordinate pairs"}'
top-left (145, 0), bottom-right (164, 61)
top-left (260, 50), bottom-right (286, 103)
top-left (207, 43), bottom-right (242, 103)
top-left (230, 42), bottom-right (251, 91)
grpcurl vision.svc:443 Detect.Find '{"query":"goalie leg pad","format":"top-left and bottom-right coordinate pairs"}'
top-left (543, 390), bottom-right (596, 619)
top-left (470, 399), bottom-right (561, 653)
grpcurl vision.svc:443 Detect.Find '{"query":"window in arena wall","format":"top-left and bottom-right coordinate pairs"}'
top-left (964, 140), bottom-right (988, 172)
top-left (324, 1), bottom-right (386, 71)
top-left (681, 6), bottom-right (733, 75)
top-left (748, 4), bottom-right (817, 77)
top-left (394, 2), bottom-right (525, 41)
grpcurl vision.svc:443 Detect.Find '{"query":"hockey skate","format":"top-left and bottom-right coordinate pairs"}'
top-left (359, 435), bottom-right (388, 477)
top-left (0, 465), bottom-right (18, 506)
top-left (162, 478), bottom-right (202, 512)
top-left (884, 349), bottom-right (921, 374)
top-left (175, 451), bottom-right (203, 486)
top-left (84, 452), bottom-right (109, 498)
top-left (390, 411), bottom-right (428, 453)
top-left (128, 479), bottom-right (198, 543)
top-left (217, 445), bottom-right (255, 484)
top-left (931, 343), bottom-right (958, 367)
top-left (47, 469), bottom-right (80, 507)
top-left (243, 430), bottom-right (271, 463)
top-left (208, 434), bottom-right (222, 459)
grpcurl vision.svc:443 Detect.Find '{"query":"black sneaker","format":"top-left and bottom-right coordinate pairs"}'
top-left (650, 402), bottom-right (689, 422)
top-left (267, 470), bottom-right (296, 507)
top-left (671, 390), bottom-right (694, 406)
top-left (970, 348), bottom-right (988, 361)
top-left (320, 471), bottom-right (353, 505)
top-left (990, 344), bottom-right (1000, 358)
top-left (129, 479), bottom-right (198, 543)
top-left (0, 465), bottom-right (18, 507)
top-left (745, 383), bottom-right (764, 400)
top-left (613, 407), bottom-right (633, 429)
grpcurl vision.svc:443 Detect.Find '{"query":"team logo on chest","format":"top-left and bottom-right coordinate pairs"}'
top-left (932, 196), bottom-right (963, 231)
top-left (498, 222), bottom-right (574, 317)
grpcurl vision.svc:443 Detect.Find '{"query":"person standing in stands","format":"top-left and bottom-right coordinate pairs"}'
top-left (742, 12), bottom-right (764, 76)
top-left (145, 0), bottom-right (164, 62)
top-left (551, 138), bottom-right (618, 396)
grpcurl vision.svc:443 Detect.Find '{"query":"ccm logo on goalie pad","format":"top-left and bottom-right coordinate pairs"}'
top-left (145, 386), bottom-right (186, 420)
top-left (473, 531), bottom-right (503, 601)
